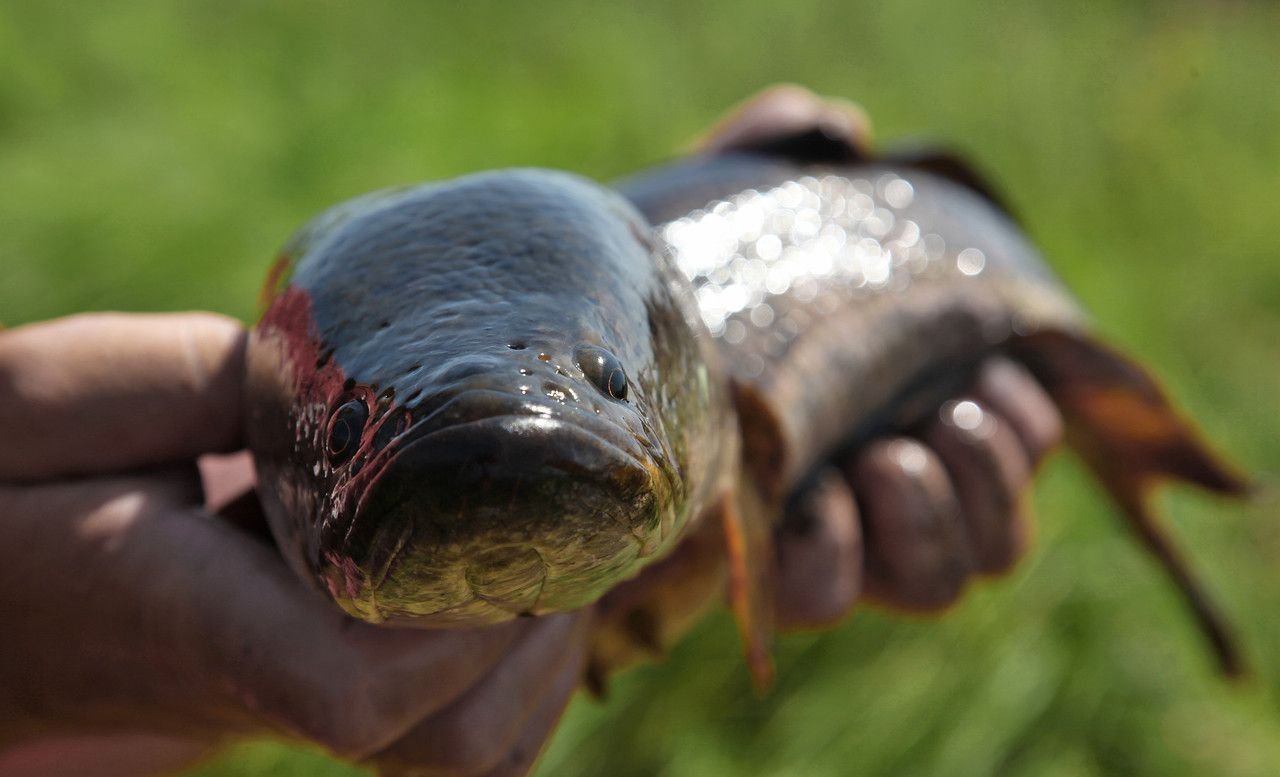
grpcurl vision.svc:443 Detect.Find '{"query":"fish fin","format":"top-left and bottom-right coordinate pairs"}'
top-left (587, 511), bottom-right (728, 684)
top-left (884, 143), bottom-right (1019, 222)
top-left (730, 380), bottom-right (790, 502)
top-left (586, 487), bottom-right (777, 693)
top-left (721, 484), bottom-right (778, 693)
top-left (1011, 328), bottom-right (1250, 677)
top-left (694, 84), bottom-right (872, 165)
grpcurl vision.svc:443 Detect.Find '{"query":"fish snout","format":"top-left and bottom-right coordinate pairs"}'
top-left (325, 405), bottom-right (671, 624)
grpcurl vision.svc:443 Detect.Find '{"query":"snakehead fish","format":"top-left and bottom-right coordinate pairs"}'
top-left (245, 115), bottom-right (1248, 687)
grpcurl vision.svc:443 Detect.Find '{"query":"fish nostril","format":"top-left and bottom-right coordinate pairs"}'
top-left (507, 342), bottom-right (526, 351)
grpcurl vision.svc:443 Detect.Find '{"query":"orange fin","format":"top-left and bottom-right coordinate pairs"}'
top-left (1011, 329), bottom-right (1251, 677)
top-left (587, 510), bottom-right (730, 687)
top-left (721, 486), bottom-right (777, 693)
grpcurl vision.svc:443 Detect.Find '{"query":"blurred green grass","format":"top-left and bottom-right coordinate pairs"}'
top-left (3, 2), bottom-right (1278, 776)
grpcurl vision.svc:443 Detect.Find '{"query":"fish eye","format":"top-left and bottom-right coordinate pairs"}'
top-left (327, 399), bottom-right (369, 463)
top-left (575, 344), bottom-right (628, 401)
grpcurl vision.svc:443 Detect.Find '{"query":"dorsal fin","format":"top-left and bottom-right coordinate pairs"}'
top-left (882, 143), bottom-right (1019, 222)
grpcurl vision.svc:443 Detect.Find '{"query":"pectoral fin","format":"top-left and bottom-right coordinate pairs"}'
top-left (720, 484), bottom-right (778, 693)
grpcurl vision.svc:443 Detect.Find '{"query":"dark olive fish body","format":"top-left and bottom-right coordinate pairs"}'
top-left (249, 127), bottom-right (1247, 681)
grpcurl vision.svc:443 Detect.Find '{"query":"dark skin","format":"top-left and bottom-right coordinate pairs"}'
top-left (0, 87), bottom-right (1064, 777)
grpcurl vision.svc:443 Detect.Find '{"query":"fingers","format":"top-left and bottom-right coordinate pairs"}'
top-left (0, 733), bottom-right (212, 777)
top-left (773, 357), bottom-right (1065, 620)
top-left (477, 653), bottom-right (582, 777)
top-left (774, 469), bottom-right (863, 629)
top-left (923, 399), bottom-right (1032, 574)
top-left (972, 357), bottom-right (1064, 470)
top-left (367, 612), bottom-right (590, 777)
top-left (808, 399), bottom-right (1036, 612)
top-left (694, 84), bottom-right (872, 158)
top-left (851, 439), bottom-right (975, 612)
top-left (0, 312), bottom-right (247, 481)
top-left (0, 470), bottom-right (528, 757)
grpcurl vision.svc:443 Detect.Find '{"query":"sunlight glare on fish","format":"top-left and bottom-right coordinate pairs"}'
top-left (957, 247), bottom-right (986, 276)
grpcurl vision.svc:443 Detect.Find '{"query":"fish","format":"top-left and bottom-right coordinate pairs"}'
top-left (245, 94), bottom-right (1249, 690)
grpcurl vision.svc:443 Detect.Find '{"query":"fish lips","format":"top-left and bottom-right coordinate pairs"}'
top-left (324, 405), bottom-right (674, 624)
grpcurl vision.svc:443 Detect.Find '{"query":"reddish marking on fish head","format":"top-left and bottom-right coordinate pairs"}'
top-left (258, 283), bottom-right (348, 411)
top-left (257, 282), bottom-right (417, 604)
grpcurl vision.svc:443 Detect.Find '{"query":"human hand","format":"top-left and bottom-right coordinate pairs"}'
top-left (774, 356), bottom-right (1063, 628)
top-left (0, 312), bottom-right (589, 777)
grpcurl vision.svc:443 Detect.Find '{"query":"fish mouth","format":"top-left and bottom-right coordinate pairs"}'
top-left (321, 389), bottom-right (679, 624)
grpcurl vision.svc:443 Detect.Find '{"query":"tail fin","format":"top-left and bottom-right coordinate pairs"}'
top-left (1010, 329), bottom-right (1251, 677)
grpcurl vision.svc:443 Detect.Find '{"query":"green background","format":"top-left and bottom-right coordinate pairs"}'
top-left (3, 2), bottom-right (1278, 775)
